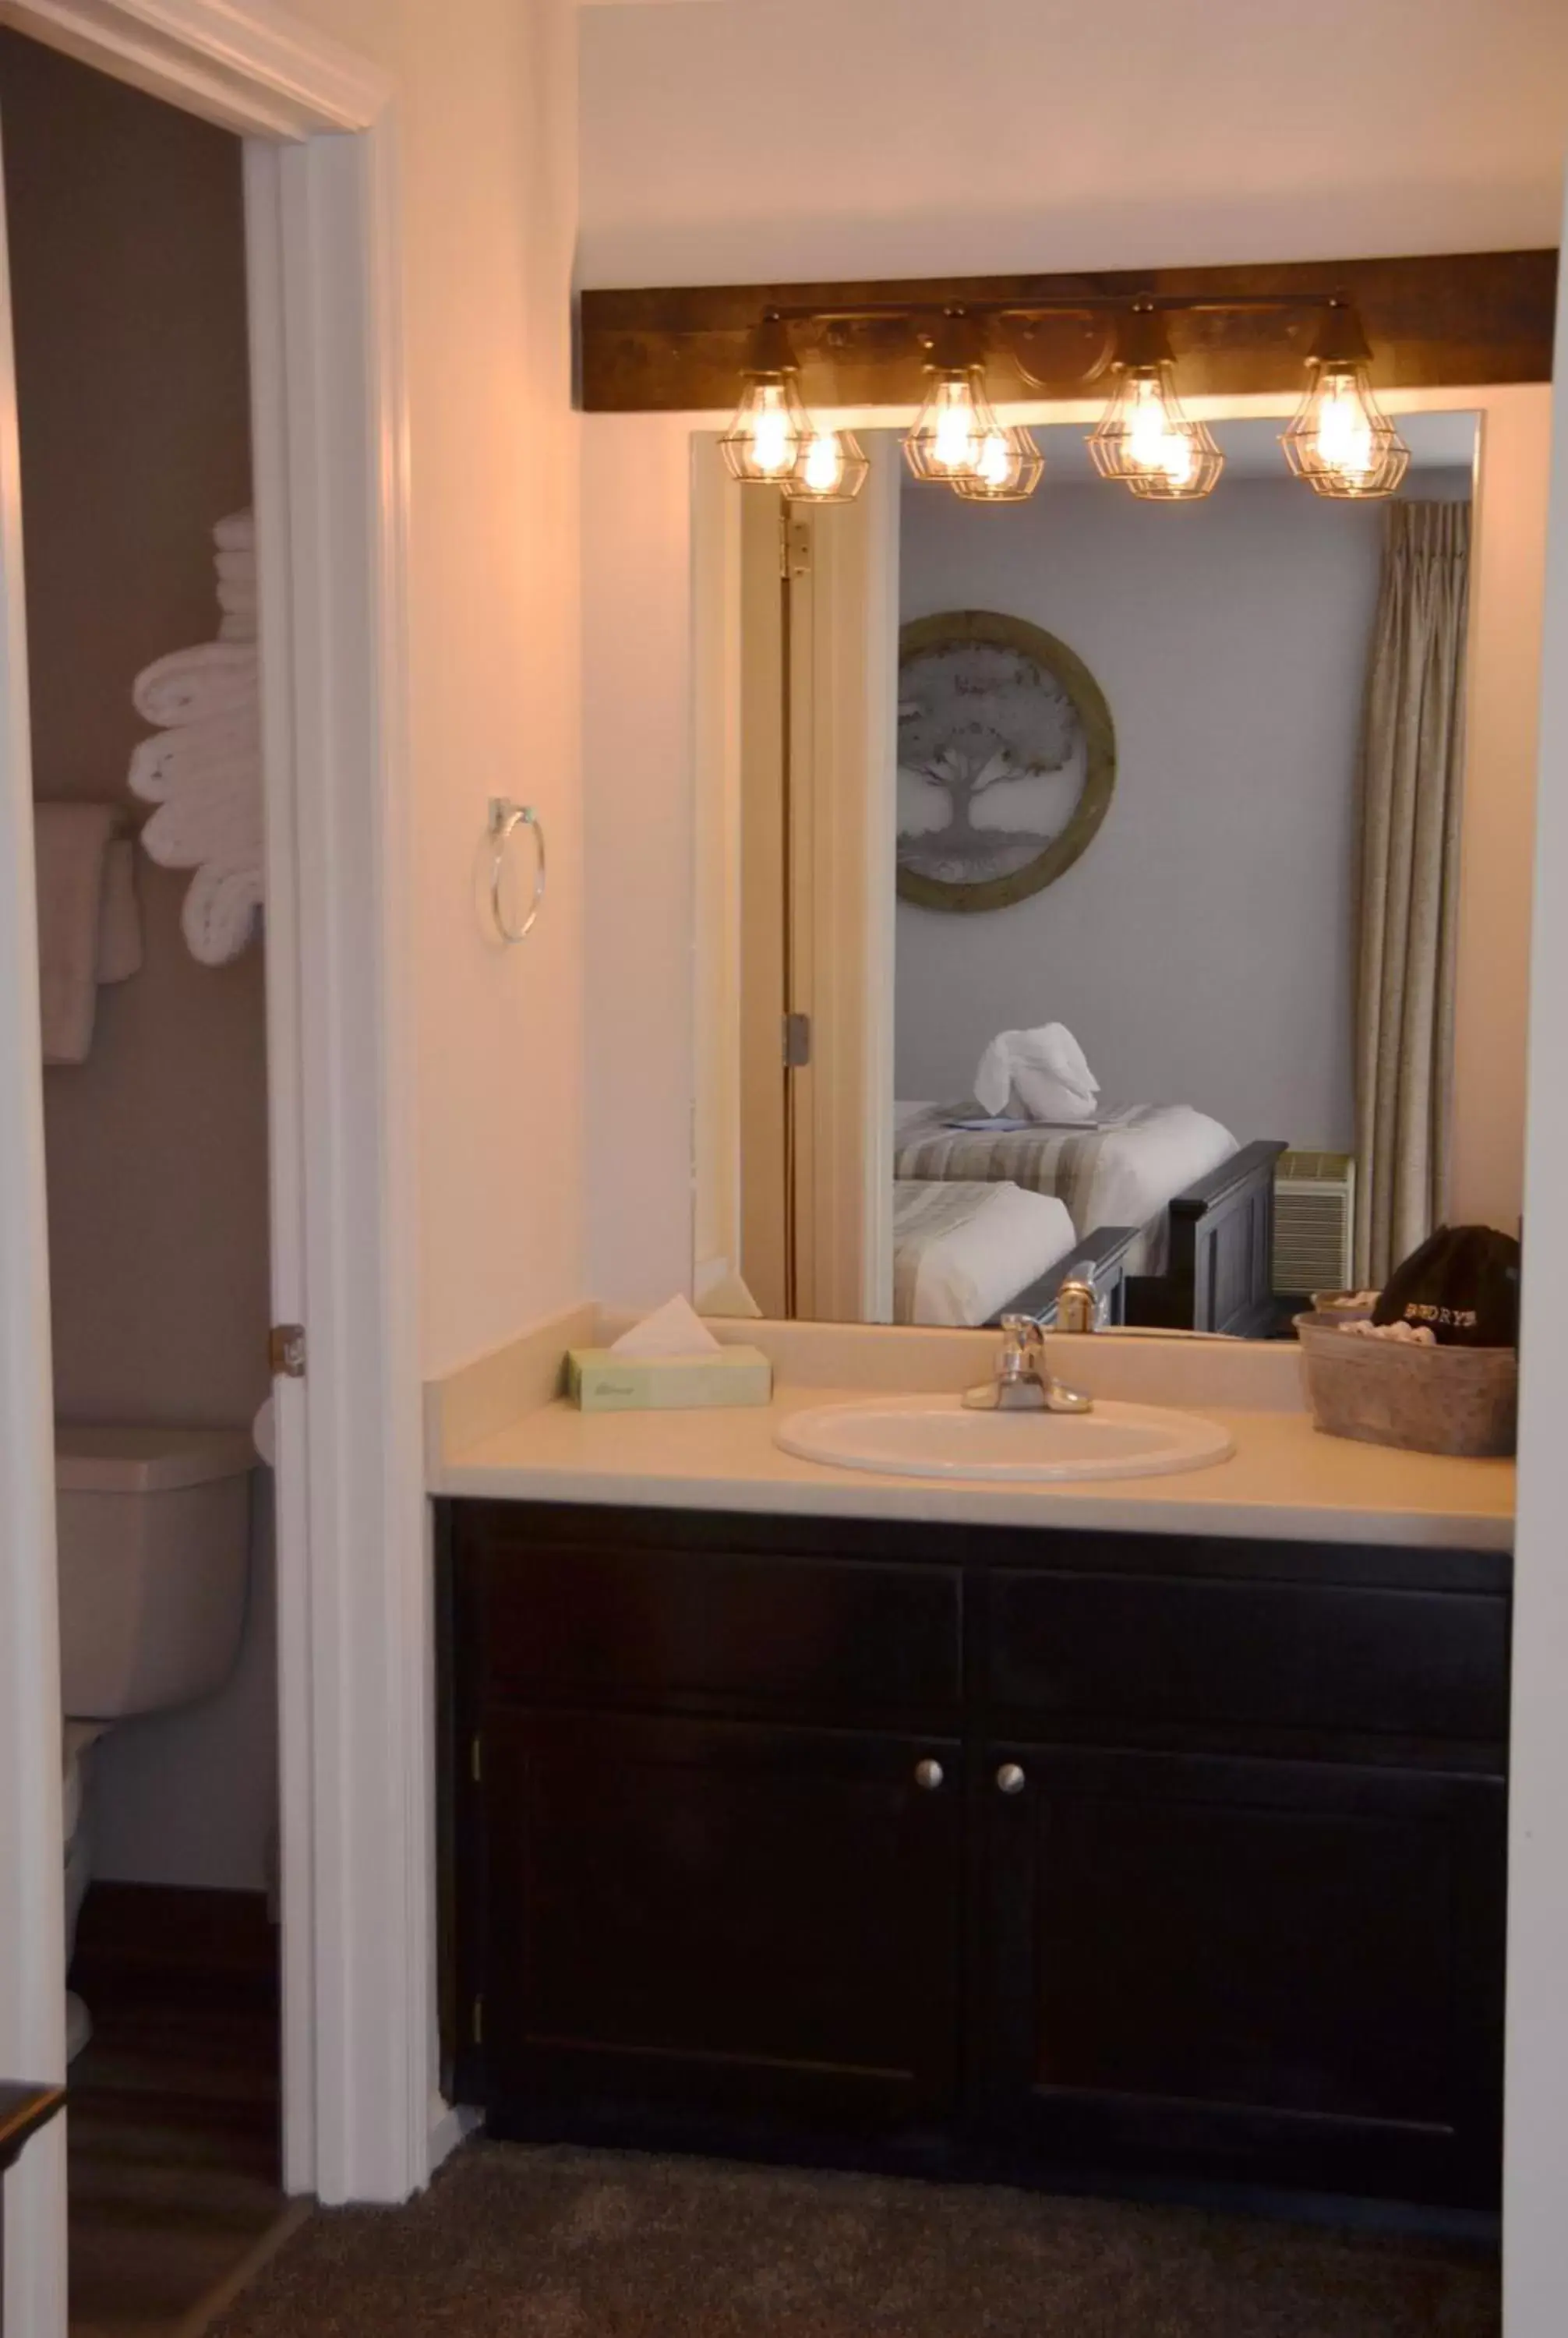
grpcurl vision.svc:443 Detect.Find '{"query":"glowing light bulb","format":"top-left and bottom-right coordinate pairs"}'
top-left (935, 385), bottom-right (977, 471)
top-left (749, 386), bottom-right (793, 475)
top-left (1161, 432), bottom-right (1196, 489)
top-left (1088, 317), bottom-right (1224, 501)
top-left (783, 427), bottom-right (870, 505)
top-left (906, 354), bottom-right (1001, 486)
top-left (801, 432), bottom-right (842, 494)
top-left (1313, 372), bottom-right (1376, 480)
top-left (719, 356), bottom-right (810, 486)
top-left (1125, 378), bottom-right (1174, 472)
top-left (1281, 308), bottom-right (1409, 499)
top-left (976, 431), bottom-right (1011, 488)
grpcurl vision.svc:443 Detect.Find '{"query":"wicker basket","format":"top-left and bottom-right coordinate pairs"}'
top-left (1294, 1315), bottom-right (1517, 1457)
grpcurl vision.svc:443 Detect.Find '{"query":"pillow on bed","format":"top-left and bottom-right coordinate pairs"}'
top-left (894, 1179), bottom-right (1077, 1328)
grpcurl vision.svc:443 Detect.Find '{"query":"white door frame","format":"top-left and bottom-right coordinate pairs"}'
top-left (0, 5), bottom-right (429, 2329)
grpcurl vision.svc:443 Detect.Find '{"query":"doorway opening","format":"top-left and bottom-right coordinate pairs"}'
top-left (0, 30), bottom-right (288, 2326)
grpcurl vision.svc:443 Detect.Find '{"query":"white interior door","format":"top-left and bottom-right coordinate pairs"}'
top-left (0, 91), bottom-right (68, 2338)
top-left (783, 447), bottom-right (899, 1323)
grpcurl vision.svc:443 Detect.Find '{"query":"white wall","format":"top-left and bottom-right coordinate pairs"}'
top-left (583, 415), bottom-right (697, 1309)
top-left (263, 0), bottom-right (584, 1383)
top-left (579, 0), bottom-right (1568, 286)
top-left (895, 470), bottom-right (1397, 1148)
top-left (1505, 173), bottom-right (1568, 2338)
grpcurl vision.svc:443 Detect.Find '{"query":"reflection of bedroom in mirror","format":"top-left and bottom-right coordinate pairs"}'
top-left (696, 404), bottom-right (1516, 1333)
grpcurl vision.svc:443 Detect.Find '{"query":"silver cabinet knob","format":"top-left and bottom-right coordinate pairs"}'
top-left (913, 1758), bottom-right (945, 1791)
top-left (996, 1763), bottom-right (1026, 1796)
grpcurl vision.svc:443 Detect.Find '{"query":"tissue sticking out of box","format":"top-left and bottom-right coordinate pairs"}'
top-left (608, 1294), bottom-right (721, 1358)
top-left (568, 1294), bottom-right (772, 1412)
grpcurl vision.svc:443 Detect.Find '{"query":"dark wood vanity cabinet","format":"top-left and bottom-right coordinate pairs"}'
top-left (981, 1744), bottom-right (1505, 2204)
top-left (479, 1708), bottom-right (963, 2131)
top-left (440, 1500), bottom-right (1510, 2210)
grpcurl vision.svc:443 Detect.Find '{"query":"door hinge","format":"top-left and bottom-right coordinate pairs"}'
top-left (782, 1011), bottom-right (812, 1069)
top-left (269, 1323), bottom-right (306, 1379)
top-left (471, 1994), bottom-right (484, 2047)
top-left (781, 507), bottom-right (811, 579)
top-left (470, 1732), bottom-right (482, 1786)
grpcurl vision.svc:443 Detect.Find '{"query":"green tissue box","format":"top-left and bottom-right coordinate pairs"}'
top-left (566, 1344), bottom-right (773, 1413)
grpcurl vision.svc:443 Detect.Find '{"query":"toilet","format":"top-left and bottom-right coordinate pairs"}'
top-left (55, 1425), bottom-right (256, 2058)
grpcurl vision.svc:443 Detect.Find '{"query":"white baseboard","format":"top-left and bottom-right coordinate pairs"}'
top-left (429, 2093), bottom-right (482, 2175)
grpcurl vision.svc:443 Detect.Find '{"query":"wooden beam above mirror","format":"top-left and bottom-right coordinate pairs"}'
top-left (581, 249), bottom-right (1556, 414)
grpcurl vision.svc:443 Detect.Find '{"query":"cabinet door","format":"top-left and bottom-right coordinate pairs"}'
top-left (481, 1708), bottom-right (962, 2135)
top-left (980, 1745), bottom-right (1505, 2206)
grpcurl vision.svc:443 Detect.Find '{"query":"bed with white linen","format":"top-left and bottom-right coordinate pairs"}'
top-left (892, 1178), bottom-right (1079, 1327)
top-left (893, 1102), bottom-right (1285, 1337)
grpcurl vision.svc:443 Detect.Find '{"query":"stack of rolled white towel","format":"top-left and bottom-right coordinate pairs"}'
top-left (127, 510), bottom-right (263, 966)
top-left (214, 508), bottom-right (257, 643)
top-left (973, 1022), bottom-right (1100, 1125)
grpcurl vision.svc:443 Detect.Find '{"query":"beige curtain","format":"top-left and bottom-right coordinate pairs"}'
top-left (1354, 500), bottom-right (1470, 1287)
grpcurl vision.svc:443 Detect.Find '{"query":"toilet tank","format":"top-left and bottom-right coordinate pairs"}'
top-left (55, 1425), bottom-right (256, 1721)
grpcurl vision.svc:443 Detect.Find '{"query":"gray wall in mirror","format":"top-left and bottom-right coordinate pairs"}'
top-left (896, 437), bottom-right (1475, 1154)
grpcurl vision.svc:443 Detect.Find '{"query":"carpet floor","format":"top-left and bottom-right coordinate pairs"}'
top-left (207, 2141), bottom-right (1500, 2338)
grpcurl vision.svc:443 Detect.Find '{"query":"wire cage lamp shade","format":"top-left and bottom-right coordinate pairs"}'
top-left (1087, 305), bottom-right (1224, 500)
top-left (952, 424), bottom-right (1044, 502)
top-left (904, 313), bottom-right (1003, 486)
top-left (1281, 302), bottom-right (1411, 499)
top-left (785, 426), bottom-right (871, 503)
top-left (719, 315), bottom-right (812, 484)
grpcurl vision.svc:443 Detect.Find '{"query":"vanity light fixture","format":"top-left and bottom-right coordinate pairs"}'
top-left (1281, 301), bottom-right (1411, 499)
top-left (904, 312), bottom-right (1001, 486)
top-left (785, 426), bottom-right (871, 503)
top-left (717, 293), bottom-right (1405, 513)
top-left (719, 314), bottom-right (813, 484)
top-left (952, 423), bottom-right (1044, 503)
top-left (1087, 305), bottom-right (1224, 500)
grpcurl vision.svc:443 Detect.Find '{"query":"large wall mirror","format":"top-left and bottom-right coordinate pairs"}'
top-left (692, 403), bottom-right (1531, 1336)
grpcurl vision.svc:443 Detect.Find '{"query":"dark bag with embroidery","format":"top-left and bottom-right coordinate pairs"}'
top-left (1372, 1224), bottom-right (1521, 1348)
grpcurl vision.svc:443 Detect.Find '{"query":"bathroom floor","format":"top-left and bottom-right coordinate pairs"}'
top-left (203, 2138), bottom-right (1499, 2338)
top-left (67, 1884), bottom-right (294, 2338)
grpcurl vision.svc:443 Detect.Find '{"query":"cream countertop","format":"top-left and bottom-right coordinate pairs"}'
top-left (426, 1308), bottom-right (1515, 1552)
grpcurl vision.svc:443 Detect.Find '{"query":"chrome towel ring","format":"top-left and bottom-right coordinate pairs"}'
top-left (486, 797), bottom-right (546, 944)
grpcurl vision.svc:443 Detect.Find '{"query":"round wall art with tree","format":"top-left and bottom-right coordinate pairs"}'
top-left (896, 609), bottom-right (1116, 913)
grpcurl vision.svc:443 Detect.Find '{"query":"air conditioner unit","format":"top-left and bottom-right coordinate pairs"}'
top-left (1273, 1152), bottom-right (1356, 1295)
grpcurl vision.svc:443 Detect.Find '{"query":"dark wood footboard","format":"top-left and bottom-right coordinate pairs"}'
top-left (1125, 1139), bottom-right (1287, 1337)
top-left (991, 1222), bottom-right (1139, 1328)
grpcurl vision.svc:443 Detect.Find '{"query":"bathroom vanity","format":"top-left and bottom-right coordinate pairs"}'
top-left (434, 1340), bottom-right (1511, 2213)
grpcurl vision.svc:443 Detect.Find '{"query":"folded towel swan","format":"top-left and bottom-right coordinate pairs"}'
top-left (973, 1022), bottom-right (1100, 1125)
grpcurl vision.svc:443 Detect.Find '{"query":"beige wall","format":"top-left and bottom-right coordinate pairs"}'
top-left (1451, 391), bottom-right (1552, 1234)
top-left (579, 0), bottom-right (1568, 285)
top-left (253, 0), bottom-right (584, 1380)
top-left (1, 34), bottom-right (278, 1892)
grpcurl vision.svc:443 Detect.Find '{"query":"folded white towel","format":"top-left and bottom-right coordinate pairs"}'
top-left (179, 859), bottom-right (264, 966)
top-left (132, 641), bottom-right (257, 728)
top-left (213, 510), bottom-right (255, 554)
top-left (214, 547), bottom-right (256, 585)
top-left (129, 711), bottom-right (259, 803)
top-left (973, 1023), bottom-right (1100, 1125)
top-left (217, 613), bottom-right (257, 644)
top-left (34, 803), bottom-right (143, 1065)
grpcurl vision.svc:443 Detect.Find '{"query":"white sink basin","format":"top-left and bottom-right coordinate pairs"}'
top-left (775, 1394), bottom-right (1234, 1483)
